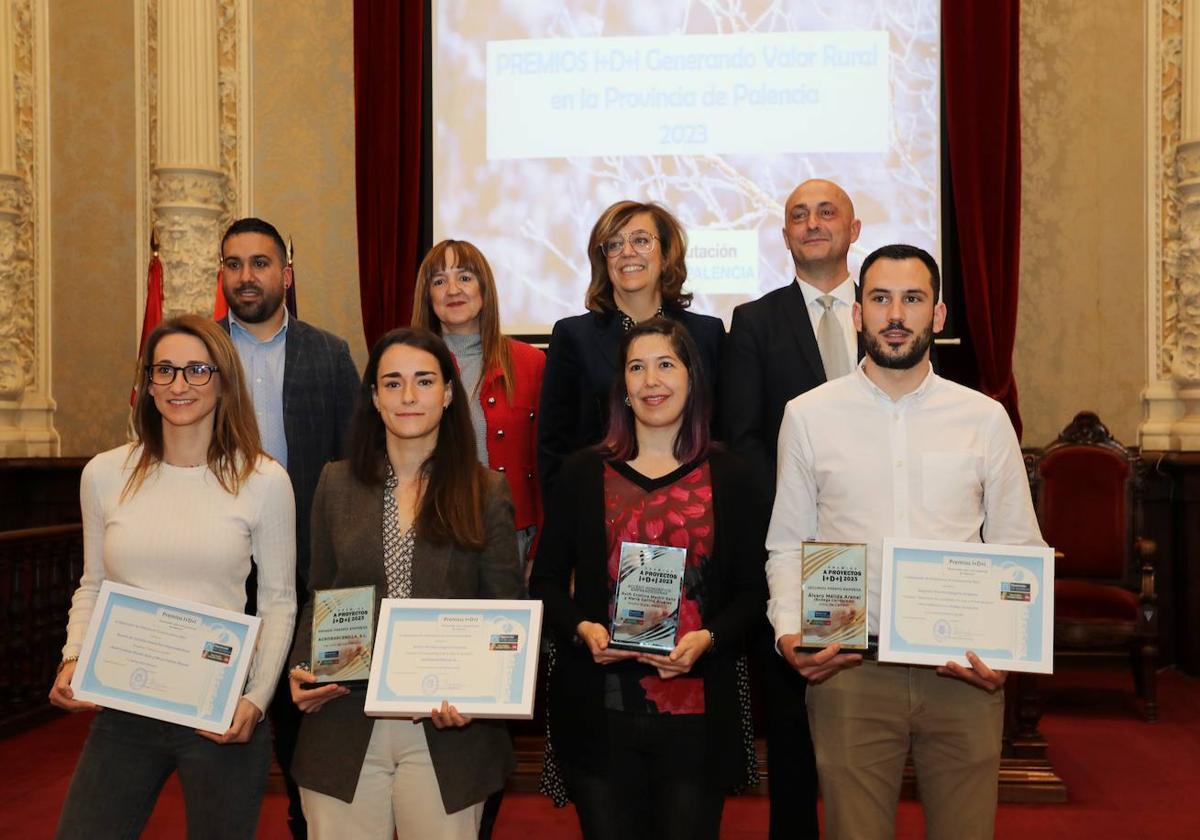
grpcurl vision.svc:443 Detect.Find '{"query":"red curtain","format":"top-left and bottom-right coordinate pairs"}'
top-left (943, 0), bottom-right (1024, 438)
top-left (354, 0), bottom-right (424, 349)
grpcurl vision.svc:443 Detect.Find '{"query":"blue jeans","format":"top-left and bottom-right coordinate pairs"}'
top-left (56, 709), bottom-right (272, 840)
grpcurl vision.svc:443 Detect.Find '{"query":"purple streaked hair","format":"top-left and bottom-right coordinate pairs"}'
top-left (599, 317), bottom-right (712, 464)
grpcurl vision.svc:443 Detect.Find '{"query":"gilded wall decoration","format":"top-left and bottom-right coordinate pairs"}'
top-left (1161, 0), bottom-right (1184, 378)
top-left (1, 0), bottom-right (37, 400)
top-left (1174, 138), bottom-right (1200, 383)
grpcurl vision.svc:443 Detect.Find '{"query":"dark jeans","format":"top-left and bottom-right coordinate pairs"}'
top-left (56, 709), bottom-right (272, 840)
top-left (758, 630), bottom-right (820, 840)
top-left (249, 563), bottom-right (307, 838)
top-left (564, 711), bottom-right (725, 840)
top-left (268, 664), bottom-right (307, 838)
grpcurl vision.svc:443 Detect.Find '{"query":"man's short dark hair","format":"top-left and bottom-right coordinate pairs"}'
top-left (856, 244), bottom-right (941, 302)
top-left (221, 217), bottom-right (287, 265)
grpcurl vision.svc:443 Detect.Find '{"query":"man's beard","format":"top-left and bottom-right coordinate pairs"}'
top-left (223, 283), bottom-right (284, 324)
top-left (862, 321), bottom-right (933, 370)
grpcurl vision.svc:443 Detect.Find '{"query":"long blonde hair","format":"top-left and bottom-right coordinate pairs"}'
top-left (123, 315), bottom-right (264, 499)
top-left (412, 239), bottom-right (515, 400)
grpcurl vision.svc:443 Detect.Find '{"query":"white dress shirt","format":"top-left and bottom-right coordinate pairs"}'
top-left (766, 361), bottom-right (1044, 640)
top-left (796, 274), bottom-right (857, 372)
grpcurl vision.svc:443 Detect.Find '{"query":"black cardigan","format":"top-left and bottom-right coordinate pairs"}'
top-left (529, 447), bottom-right (768, 788)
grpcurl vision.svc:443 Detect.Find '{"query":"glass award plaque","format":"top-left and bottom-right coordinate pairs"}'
top-left (799, 542), bottom-right (869, 651)
top-left (311, 586), bottom-right (376, 684)
top-left (608, 542), bottom-right (687, 655)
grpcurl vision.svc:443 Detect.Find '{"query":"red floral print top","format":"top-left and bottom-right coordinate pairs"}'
top-left (603, 457), bottom-right (714, 715)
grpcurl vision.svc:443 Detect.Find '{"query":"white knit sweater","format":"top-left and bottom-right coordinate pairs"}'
top-left (64, 444), bottom-right (297, 714)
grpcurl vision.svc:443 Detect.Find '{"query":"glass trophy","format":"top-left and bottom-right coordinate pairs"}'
top-left (799, 542), bottom-right (869, 651)
top-left (608, 542), bottom-right (687, 655)
top-left (311, 585), bottom-right (376, 684)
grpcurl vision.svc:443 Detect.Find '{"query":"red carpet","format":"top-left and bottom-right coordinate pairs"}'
top-left (3, 663), bottom-right (1198, 839)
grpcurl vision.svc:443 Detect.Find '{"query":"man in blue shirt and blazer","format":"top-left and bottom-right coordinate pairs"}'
top-left (220, 217), bottom-right (360, 839)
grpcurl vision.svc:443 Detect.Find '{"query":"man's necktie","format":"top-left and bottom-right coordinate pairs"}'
top-left (817, 294), bottom-right (852, 380)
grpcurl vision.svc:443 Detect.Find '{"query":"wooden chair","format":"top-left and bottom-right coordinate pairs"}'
top-left (1026, 411), bottom-right (1158, 720)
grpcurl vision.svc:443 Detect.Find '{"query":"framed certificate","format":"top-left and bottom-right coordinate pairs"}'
top-left (71, 581), bottom-right (262, 733)
top-left (364, 598), bottom-right (542, 719)
top-left (878, 538), bottom-right (1055, 674)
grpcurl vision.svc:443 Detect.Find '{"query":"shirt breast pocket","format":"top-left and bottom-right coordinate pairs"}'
top-left (920, 452), bottom-right (984, 513)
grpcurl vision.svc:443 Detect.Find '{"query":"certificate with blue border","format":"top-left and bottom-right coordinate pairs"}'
top-left (878, 538), bottom-right (1054, 674)
top-left (71, 581), bottom-right (262, 733)
top-left (363, 598), bottom-right (542, 719)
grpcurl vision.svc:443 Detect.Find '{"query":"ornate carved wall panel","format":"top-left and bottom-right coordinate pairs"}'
top-left (0, 0), bottom-right (58, 456)
top-left (1144, 0), bottom-right (1200, 450)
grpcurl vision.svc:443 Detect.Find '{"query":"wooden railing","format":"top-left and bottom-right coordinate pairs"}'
top-left (0, 524), bottom-right (82, 734)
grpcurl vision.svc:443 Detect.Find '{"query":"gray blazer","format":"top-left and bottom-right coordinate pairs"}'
top-left (288, 460), bottom-right (521, 812)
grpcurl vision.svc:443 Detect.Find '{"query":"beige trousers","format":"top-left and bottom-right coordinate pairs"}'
top-left (806, 660), bottom-right (1005, 840)
top-left (300, 719), bottom-right (483, 840)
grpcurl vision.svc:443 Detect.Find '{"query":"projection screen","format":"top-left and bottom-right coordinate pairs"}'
top-left (432, 0), bottom-right (941, 334)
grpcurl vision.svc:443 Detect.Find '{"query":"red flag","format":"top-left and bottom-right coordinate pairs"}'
top-left (139, 254), bottom-right (163, 355)
top-left (132, 250), bottom-right (164, 405)
top-left (212, 268), bottom-right (228, 321)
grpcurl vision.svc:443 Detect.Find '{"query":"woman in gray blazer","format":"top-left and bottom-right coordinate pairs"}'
top-left (287, 328), bottom-right (521, 839)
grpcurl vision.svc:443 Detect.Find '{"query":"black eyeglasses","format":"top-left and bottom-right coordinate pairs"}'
top-left (146, 364), bottom-right (219, 386)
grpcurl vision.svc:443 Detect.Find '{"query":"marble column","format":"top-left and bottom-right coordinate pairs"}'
top-left (152, 0), bottom-right (227, 316)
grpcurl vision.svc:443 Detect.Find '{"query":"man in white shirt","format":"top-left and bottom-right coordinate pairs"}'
top-left (722, 178), bottom-right (862, 839)
top-left (767, 244), bottom-right (1044, 840)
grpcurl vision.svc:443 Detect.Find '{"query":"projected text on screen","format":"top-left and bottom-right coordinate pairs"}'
top-left (487, 33), bottom-right (889, 159)
top-left (432, 1), bottom-right (941, 334)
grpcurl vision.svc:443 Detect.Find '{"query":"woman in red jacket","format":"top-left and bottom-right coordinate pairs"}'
top-left (412, 239), bottom-right (545, 584)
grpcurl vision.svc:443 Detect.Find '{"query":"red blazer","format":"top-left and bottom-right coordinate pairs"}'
top-left (478, 339), bottom-right (545, 532)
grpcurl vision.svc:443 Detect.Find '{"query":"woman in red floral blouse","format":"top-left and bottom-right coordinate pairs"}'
top-left (530, 317), bottom-right (768, 840)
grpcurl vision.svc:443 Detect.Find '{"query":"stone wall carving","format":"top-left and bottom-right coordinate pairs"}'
top-left (217, 0), bottom-right (241, 217)
top-left (0, 0), bottom-right (57, 455)
top-left (0, 0), bottom-right (36, 400)
top-left (1175, 136), bottom-right (1200, 383)
top-left (1159, 0), bottom-right (1183, 378)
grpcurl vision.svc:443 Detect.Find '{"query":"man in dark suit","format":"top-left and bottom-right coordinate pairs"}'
top-left (722, 179), bottom-right (861, 840)
top-left (220, 217), bottom-right (360, 839)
